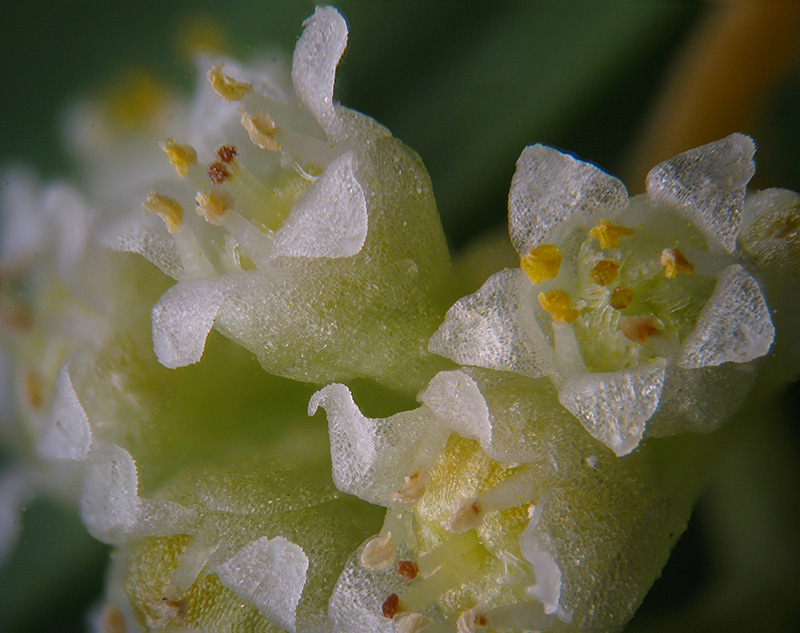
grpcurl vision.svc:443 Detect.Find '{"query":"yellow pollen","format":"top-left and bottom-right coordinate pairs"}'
top-left (160, 139), bottom-right (197, 176)
top-left (620, 316), bottom-right (662, 344)
top-left (142, 192), bottom-right (183, 234)
top-left (195, 190), bottom-right (234, 225)
top-left (207, 63), bottom-right (252, 102)
top-left (609, 285), bottom-right (633, 310)
top-left (589, 219), bottom-right (635, 249)
top-left (589, 259), bottom-right (620, 286)
top-left (538, 289), bottom-right (580, 323)
top-left (660, 248), bottom-right (694, 278)
top-left (520, 244), bottom-right (562, 284)
top-left (241, 109), bottom-right (280, 151)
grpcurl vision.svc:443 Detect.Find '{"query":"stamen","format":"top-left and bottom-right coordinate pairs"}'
top-left (381, 593), bottom-right (401, 619)
top-left (149, 596), bottom-right (186, 629)
top-left (142, 192), bottom-right (183, 234)
top-left (660, 248), bottom-right (694, 278)
top-left (207, 63), bottom-right (252, 102)
top-left (207, 160), bottom-right (231, 185)
top-left (397, 559), bottom-right (419, 580)
top-left (393, 471), bottom-right (428, 503)
top-left (538, 290), bottom-right (579, 323)
top-left (396, 613), bottom-right (430, 633)
top-left (589, 259), bottom-right (620, 286)
top-left (609, 285), bottom-right (633, 310)
top-left (241, 109), bottom-right (280, 151)
top-left (443, 497), bottom-right (482, 533)
top-left (215, 145), bottom-right (238, 164)
top-left (620, 316), bottom-right (663, 344)
top-left (23, 368), bottom-right (44, 409)
top-left (520, 244), bottom-right (562, 284)
top-left (98, 604), bottom-right (127, 633)
top-left (160, 139), bottom-right (197, 176)
top-left (359, 532), bottom-right (395, 570)
top-left (195, 190), bottom-right (234, 225)
top-left (589, 219), bottom-right (635, 249)
top-left (456, 605), bottom-right (487, 633)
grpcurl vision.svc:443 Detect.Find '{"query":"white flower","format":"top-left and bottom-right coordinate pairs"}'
top-left (430, 134), bottom-right (778, 455)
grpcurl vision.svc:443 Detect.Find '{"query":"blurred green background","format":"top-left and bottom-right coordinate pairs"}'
top-left (1, 1), bottom-right (799, 632)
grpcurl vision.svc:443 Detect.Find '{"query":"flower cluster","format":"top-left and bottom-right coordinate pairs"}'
top-left (1, 7), bottom-right (799, 633)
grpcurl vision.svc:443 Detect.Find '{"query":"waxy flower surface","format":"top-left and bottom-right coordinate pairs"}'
top-left (1, 6), bottom-right (800, 633)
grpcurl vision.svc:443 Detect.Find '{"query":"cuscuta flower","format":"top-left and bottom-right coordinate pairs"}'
top-left (430, 134), bottom-right (782, 455)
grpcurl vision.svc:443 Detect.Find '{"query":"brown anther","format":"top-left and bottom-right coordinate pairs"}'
top-left (538, 289), bottom-right (580, 323)
top-left (589, 259), bottom-right (620, 286)
top-left (23, 369), bottom-right (44, 409)
top-left (660, 248), bottom-right (694, 278)
top-left (396, 559), bottom-right (419, 580)
top-left (0, 298), bottom-right (33, 331)
top-left (476, 615), bottom-right (488, 627)
top-left (520, 244), bottom-right (562, 284)
top-left (99, 605), bottom-right (127, 633)
top-left (150, 596), bottom-right (187, 628)
top-left (393, 471), bottom-right (427, 503)
top-left (444, 498), bottom-right (483, 533)
top-left (609, 285), bottom-right (633, 310)
top-left (620, 316), bottom-right (662, 344)
top-left (589, 219), bottom-right (635, 249)
top-left (216, 145), bottom-right (238, 163)
top-left (381, 593), bottom-right (401, 619)
top-left (207, 160), bottom-right (231, 185)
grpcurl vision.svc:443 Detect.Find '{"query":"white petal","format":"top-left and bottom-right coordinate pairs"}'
top-left (0, 166), bottom-right (46, 266)
top-left (37, 359), bottom-right (92, 461)
top-left (0, 468), bottom-right (36, 567)
top-left (678, 264), bottom-right (774, 368)
top-left (41, 183), bottom-right (94, 275)
top-left (646, 133), bottom-right (755, 253)
top-left (558, 359), bottom-right (667, 456)
top-left (215, 536), bottom-right (308, 633)
top-left (519, 505), bottom-right (562, 616)
top-left (309, 384), bottom-right (434, 506)
top-left (508, 145), bottom-right (628, 256)
top-left (80, 444), bottom-right (142, 543)
top-left (272, 152), bottom-right (367, 259)
top-left (428, 269), bottom-right (554, 378)
top-left (421, 370), bottom-right (492, 447)
top-left (151, 276), bottom-right (234, 368)
top-left (292, 6), bottom-right (348, 138)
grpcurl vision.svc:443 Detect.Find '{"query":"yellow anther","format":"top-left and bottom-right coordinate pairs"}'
top-left (106, 68), bottom-right (168, 126)
top-left (207, 63), bottom-right (252, 102)
top-left (660, 248), bottom-right (694, 278)
top-left (241, 109), bottom-right (280, 151)
top-left (520, 244), bottom-right (562, 284)
top-left (589, 259), bottom-right (620, 286)
top-left (176, 14), bottom-right (227, 59)
top-left (620, 316), bottom-right (662, 344)
top-left (609, 285), bottom-right (633, 310)
top-left (160, 139), bottom-right (197, 176)
top-left (589, 219), bottom-right (635, 249)
top-left (537, 289), bottom-right (580, 323)
top-left (195, 190), bottom-right (234, 225)
top-left (142, 192), bottom-right (183, 234)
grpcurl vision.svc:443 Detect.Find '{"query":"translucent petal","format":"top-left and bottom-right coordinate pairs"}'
top-left (214, 536), bottom-right (308, 633)
top-left (37, 359), bottom-right (92, 461)
top-left (678, 264), bottom-right (774, 368)
top-left (0, 166), bottom-right (46, 266)
top-left (80, 444), bottom-right (142, 543)
top-left (508, 144), bottom-right (628, 256)
top-left (428, 269), bottom-right (553, 378)
top-left (309, 384), bottom-right (436, 506)
top-left (646, 133), bottom-right (755, 253)
top-left (519, 507), bottom-right (563, 616)
top-left (151, 276), bottom-right (235, 368)
top-left (291, 6), bottom-right (348, 138)
top-left (739, 188), bottom-right (800, 275)
top-left (558, 359), bottom-right (667, 456)
top-left (272, 152), bottom-right (367, 259)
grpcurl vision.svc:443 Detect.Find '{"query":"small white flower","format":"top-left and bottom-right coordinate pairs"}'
top-left (430, 134), bottom-right (777, 454)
